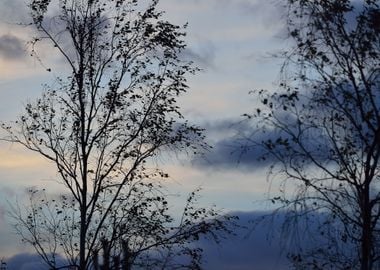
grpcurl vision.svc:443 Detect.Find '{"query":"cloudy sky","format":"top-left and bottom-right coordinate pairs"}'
top-left (0, 0), bottom-right (291, 269)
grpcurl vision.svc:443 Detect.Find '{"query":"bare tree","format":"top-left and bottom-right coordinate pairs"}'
top-left (1, 0), bottom-right (233, 269)
top-left (245, 1), bottom-right (380, 269)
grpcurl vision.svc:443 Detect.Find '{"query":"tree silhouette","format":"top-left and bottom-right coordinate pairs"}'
top-left (0, 260), bottom-right (6, 270)
top-left (245, 1), bottom-right (380, 269)
top-left (10, 188), bottom-right (231, 270)
top-left (2, 0), bottom-right (233, 269)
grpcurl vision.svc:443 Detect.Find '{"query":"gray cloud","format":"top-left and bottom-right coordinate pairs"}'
top-left (200, 211), bottom-right (291, 270)
top-left (6, 254), bottom-right (46, 270)
top-left (181, 40), bottom-right (217, 70)
top-left (193, 111), bottom-right (334, 172)
top-left (0, 0), bottom-right (29, 23)
top-left (6, 253), bottom-right (62, 270)
top-left (0, 35), bottom-right (26, 60)
top-left (202, 210), bottom-right (357, 269)
top-left (192, 119), bottom-right (272, 171)
top-left (194, 137), bottom-right (263, 171)
top-left (214, 0), bottom-right (286, 29)
top-left (6, 253), bottom-right (67, 270)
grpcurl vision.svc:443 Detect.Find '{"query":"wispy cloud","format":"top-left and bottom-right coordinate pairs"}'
top-left (181, 39), bottom-right (217, 70)
top-left (192, 119), bottom-right (267, 171)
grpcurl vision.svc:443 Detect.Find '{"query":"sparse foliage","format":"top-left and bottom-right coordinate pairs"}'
top-left (245, 1), bottom-right (380, 269)
top-left (10, 187), bottom-right (232, 270)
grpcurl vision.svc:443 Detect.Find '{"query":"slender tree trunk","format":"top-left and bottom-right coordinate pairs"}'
top-left (78, 21), bottom-right (88, 268)
top-left (102, 240), bottom-right (110, 270)
top-left (80, 197), bottom-right (87, 270)
top-left (78, 71), bottom-right (88, 270)
top-left (113, 255), bottom-right (120, 270)
top-left (122, 241), bottom-right (132, 270)
top-left (93, 252), bottom-right (99, 270)
top-left (361, 183), bottom-right (372, 270)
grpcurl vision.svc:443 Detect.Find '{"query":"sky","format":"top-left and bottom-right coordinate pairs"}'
top-left (0, 0), bottom-right (292, 269)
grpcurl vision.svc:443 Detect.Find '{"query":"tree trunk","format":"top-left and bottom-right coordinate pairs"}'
top-left (80, 201), bottom-right (87, 270)
top-left (361, 183), bottom-right (372, 270)
top-left (122, 241), bottom-right (132, 270)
